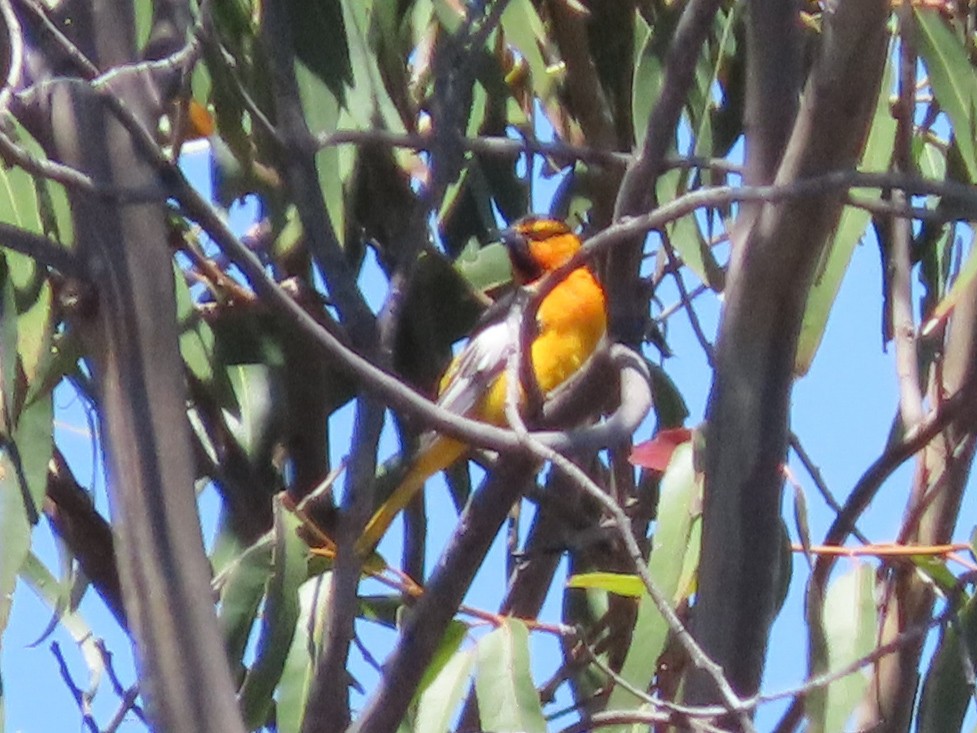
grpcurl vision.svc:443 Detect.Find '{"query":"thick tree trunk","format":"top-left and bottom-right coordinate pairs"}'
top-left (687, 0), bottom-right (888, 709)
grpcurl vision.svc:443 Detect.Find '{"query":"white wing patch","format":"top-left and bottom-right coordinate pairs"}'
top-left (436, 321), bottom-right (514, 418)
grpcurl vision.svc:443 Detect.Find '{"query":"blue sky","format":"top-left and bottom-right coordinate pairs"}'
top-left (3, 129), bottom-right (967, 732)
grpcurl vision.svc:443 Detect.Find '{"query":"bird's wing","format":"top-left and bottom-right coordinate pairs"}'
top-left (435, 320), bottom-right (514, 419)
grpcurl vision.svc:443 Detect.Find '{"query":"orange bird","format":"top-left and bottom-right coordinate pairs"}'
top-left (355, 217), bottom-right (607, 556)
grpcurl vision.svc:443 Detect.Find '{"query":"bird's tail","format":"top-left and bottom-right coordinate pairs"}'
top-left (354, 436), bottom-right (467, 557)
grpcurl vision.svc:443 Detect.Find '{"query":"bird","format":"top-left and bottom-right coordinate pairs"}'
top-left (354, 216), bottom-right (608, 557)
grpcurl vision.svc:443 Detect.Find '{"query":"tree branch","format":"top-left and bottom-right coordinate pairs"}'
top-left (43, 449), bottom-right (125, 629)
top-left (608, 0), bottom-right (722, 345)
top-left (19, 13), bottom-right (245, 729)
top-left (688, 0), bottom-right (888, 710)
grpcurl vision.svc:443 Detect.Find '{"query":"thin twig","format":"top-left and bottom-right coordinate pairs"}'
top-left (661, 231), bottom-right (715, 365)
top-left (0, 0), bottom-right (24, 115)
top-left (504, 408), bottom-right (756, 730)
top-left (50, 641), bottom-right (99, 733)
top-left (788, 432), bottom-right (871, 545)
top-left (316, 127), bottom-right (743, 176)
top-left (16, 0), bottom-right (100, 78)
top-left (656, 282), bottom-right (709, 325)
top-left (888, 2), bottom-right (924, 429)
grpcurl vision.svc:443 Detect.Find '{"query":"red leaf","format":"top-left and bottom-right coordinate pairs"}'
top-left (629, 428), bottom-right (693, 471)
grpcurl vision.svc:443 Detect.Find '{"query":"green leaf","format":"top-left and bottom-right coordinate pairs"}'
top-left (340, 1), bottom-right (407, 132)
top-left (911, 554), bottom-right (960, 595)
top-left (918, 591), bottom-right (977, 733)
top-left (656, 168), bottom-right (723, 290)
top-left (0, 156), bottom-right (44, 234)
top-left (417, 620), bottom-right (469, 696)
top-left (225, 363), bottom-right (279, 463)
top-left (928, 222), bottom-right (977, 326)
top-left (474, 619), bottom-right (545, 733)
top-left (647, 361), bottom-right (689, 429)
top-left (414, 644), bottom-right (476, 733)
top-left (792, 480), bottom-right (813, 569)
top-left (6, 253), bottom-right (53, 388)
top-left (430, 0), bottom-right (463, 34)
top-left (10, 390), bottom-right (52, 518)
top-left (685, 6), bottom-right (739, 166)
top-left (796, 47), bottom-right (896, 375)
top-left (0, 257), bottom-right (15, 409)
top-left (806, 562), bottom-right (876, 733)
top-left (0, 260), bottom-right (47, 639)
top-left (288, 0), bottom-right (352, 103)
top-left (606, 443), bottom-right (701, 712)
top-left (238, 498), bottom-right (307, 728)
top-left (916, 9), bottom-right (977, 183)
top-left (357, 593), bottom-right (403, 629)
top-left (454, 242), bottom-right (512, 294)
top-left (133, 0), bottom-right (154, 50)
top-left (631, 13), bottom-right (667, 151)
top-left (0, 448), bottom-right (31, 639)
top-left (173, 261), bottom-right (217, 385)
top-left (276, 575), bottom-right (332, 733)
top-left (566, 572), bottom-right (644, 598)
top-left (294, 60), bottom-right (349, 247)
top-left (19, 552), bottom-right (104, 695)
top-left (217, 533), bottom-right (273, 671)
top-left (501, 0), bottom-right (556, 102)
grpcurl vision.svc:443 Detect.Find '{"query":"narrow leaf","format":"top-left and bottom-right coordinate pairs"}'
top-left (796, 48), bottom-right (895, 375)
top-left (217, 533), bottom-right (273, 672)
top-left (238, 498), bottom-right (307, 728)
top-left (475, 619), bottom-right (545, 733)
top-left (607, 443), bottom-right (701, 712)
top-left (566, 572), bottom-right (644, 598)
top-left (414, 644), bottom-right (476, 733)
top-left (20, 552), bottom-right (104, 695)
top-left (806, 562), bottom-right (876, 733)
top-left (916, 9), bottom-right (977, 182)
top-left (276, 575), bottom-right (332, 733)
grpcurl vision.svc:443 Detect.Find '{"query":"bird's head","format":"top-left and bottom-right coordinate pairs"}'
top-left (500, 217), bottom-right (582, 285)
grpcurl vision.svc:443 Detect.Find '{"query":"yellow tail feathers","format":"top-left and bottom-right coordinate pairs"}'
top-left (354, 436), bottom-right (467, 556)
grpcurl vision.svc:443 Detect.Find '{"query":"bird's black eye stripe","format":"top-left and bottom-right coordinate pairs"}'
top-left (501, 228), bottom-right (544, 281)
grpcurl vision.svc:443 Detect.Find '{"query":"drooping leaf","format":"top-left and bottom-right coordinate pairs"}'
top-left (915, 9), bottom-right (977, 183)
top-left (416, 620), bottom-right (469, 696)
top-left (276, 575), bottom-right (332, 733)
top-left (0, 259), bottom-right (44, 639)
top-left (806, 562), bottom-right (876, 733)
top-left (287, 0), bottom-right (352, 103)
top-left (173, 261), bottom-right (217, 386)
top-left (474, 619), bottom-right (545, 733)
top-left (631, 12), bottom-right (668, 151)
top-left (19, 552), bottom-right (104, 696)
top-left (795, 47), bottom-right (896, 375)
top-left (647, 361), bottom-right (689, 430)
top-left (217, 533), bottom-right (274, 671)
top-left (926, 222), bottom-right (977, 328)
top-left (340, 1), bottom-right (408, 132)
top-left (606, 443), bottom-right (701, 712)
top-left (501, 0), bottom-right (555, 103)
top-left (414, 644), bottom-right (476, 733)
top-left (917, 592), bottom-right (977, 733)
top-left (656, 167), bottom-right (724, 290)
top-left (225, 362), bottom-right (280, 465)
top-left (238, 498), bottom-right (308, 728)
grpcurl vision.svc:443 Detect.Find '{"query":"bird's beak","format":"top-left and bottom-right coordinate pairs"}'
top-left (499, 226), bottom-right (542, 283)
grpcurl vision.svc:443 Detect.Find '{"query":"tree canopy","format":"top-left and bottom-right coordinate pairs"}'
top-left (3, 1), bottom-right (977, 732)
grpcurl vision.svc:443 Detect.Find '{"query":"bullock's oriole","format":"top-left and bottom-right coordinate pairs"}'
top-left (354, 217), bottom-right (607, 556)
